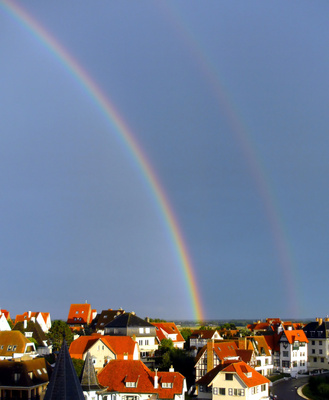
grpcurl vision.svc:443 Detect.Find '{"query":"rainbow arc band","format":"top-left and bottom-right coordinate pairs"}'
top-left (1, 0), bottom-right (205, 322)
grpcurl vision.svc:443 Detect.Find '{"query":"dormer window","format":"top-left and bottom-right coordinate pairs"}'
top-left (162, 383), bottom-right (173, 388)
top-left (245, 372), bottom-right (252, 378)
top-left (125, 382), bottom-right (137, 387)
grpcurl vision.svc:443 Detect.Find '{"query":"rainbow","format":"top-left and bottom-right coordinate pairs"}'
top-left (1, 0), bottom-right (205, 321)
top-left (160, 3), bottom-right (300, 317)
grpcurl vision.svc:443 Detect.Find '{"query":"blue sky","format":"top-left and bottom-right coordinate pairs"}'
top-left (1, 0), bottom-right (329, 321)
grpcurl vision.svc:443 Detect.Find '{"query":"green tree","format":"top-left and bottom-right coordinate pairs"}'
top-left (72, 358), bottom-right (85, 378)
top-left (47, 320), bottom-right (73, 351)
top-left (180, 328), bottom-right (192, 342)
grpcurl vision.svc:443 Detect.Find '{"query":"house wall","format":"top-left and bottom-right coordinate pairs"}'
top-left (205, 373), bottom-right (269, 400)
top-left (308, 338), bottom-right (329, 371)
top-left (88, 341), bottom-right (116, 371)
top-left (0, 316), bottom-right (11, 332)
top-left (280, 341), bottom-right (307, 376)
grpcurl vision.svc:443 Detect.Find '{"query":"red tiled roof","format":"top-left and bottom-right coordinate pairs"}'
top-left (67, 304), bottom-right (93, 325)
top-left (98, 360), bottom-right (185, 399)
top-left (0, 310), bottom-right (10, 320)
top-left (283, 329), bottom-right (308, 344)
top-left (152, 323), bottom-right (185, 344)
top-left (213, 341), bottom-right (239, 361)
top-left (69, 335), bottom-right (137, 360)
top-left (222, 361), bottom-right (270, 388)
top-left (69, 336), bottom-right (101, 359)
top-left (190, 330), bottom-right (218, 339)
top-left (101, 336), bottom-right (137, 359)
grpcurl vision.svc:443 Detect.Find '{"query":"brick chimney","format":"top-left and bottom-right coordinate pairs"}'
top-left (207, 339), bottom-right (214, 373)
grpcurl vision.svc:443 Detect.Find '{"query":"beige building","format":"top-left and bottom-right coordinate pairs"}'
top-left (196, 361), bottom-right (270, 400)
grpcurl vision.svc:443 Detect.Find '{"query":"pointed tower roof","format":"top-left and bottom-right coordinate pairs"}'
top-left (80, 352), bottom-right (107, 392)
top-left (44, 339), bottom-right (84, 400)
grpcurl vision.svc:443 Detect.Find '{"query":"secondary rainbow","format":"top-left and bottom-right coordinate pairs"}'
top-left (1, 0), bottom-right (205, 321)
top-left (160, 3), bottom-right (300, 317)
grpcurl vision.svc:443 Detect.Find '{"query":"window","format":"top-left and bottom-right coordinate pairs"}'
top-left (321, 358), bottom-right (325, 363)
top-left (320, 349), bottom-right (323, 354)
top-left (145, 328), bottom-right (150, 334)
top-left (213, 387), bottom-right (218, 395)
top-left (283, 351), bottom-right (288, 357)
top-left (312, 340), bottom-right (315, 345)
top-left (319, 341), bottom-right (323, 345)
top-left (162, 383), bottom-right (173, 388)
top-left (12, 345), bottom-right (17, 351)
top-left (37, 369), bottom-right (42, 375)
top-left (312, 349), bottom-right (315, 354)
top-left (7, 345), bottom-right (12, 351)
top-left (125, 382), bottom-right (137, 388)
top-left (219, 388), bottom-right (225, 395)
top-left (225, 373), bottom-right (233, 380)
top-left (261, 384), bottom-right (266, 392)
top-left (145, 340), bottom-right (149, 345)
top-left (139, 328), bottom-right (144, 334)
top-left (233, 389), bottom-right (244, 396)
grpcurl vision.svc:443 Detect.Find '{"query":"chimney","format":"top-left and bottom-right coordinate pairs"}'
top-left (24, 320), bottom-right (27, 329)
top-left (207, 339), bottom-right (214, 373)
top-left (154, 369), bottom-right (158, 389)
top-left (169, 365), bottom-right (174, 372)
top-left (319, 318), bottom-right (323, 326)
top-left (28, 311), bottom-right (31, 318)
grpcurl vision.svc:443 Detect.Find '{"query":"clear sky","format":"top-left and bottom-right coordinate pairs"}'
top-left (1, 0), bottom-right (329, 321)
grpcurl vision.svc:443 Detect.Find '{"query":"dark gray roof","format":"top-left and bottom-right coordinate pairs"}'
top-left (104, 312), bottom-right (153, 329)
top-left (80, 352), bottom-right (106, 392)
top-left (44, 339), bottom-right (84, 400)
top-left (303, 321), bottom-right (329, 339)
top-left (91, 309), bottom-right (125, 331)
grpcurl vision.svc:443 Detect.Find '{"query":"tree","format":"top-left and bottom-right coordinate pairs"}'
top-left (47, 320), bottom-right (73, 351)
top-left (180, 328), bottom-right (192, 342)
top-left (158, 338), bottom-right (174, 354)
top-left (72, 358), bottom-right (85, 378)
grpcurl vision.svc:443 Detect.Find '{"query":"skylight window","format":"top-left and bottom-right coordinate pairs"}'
top-left (125, 382), bottom-right (137, 387)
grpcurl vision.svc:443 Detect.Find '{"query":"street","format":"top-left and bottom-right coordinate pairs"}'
top-left (270, 376), bottom-right (309, 400)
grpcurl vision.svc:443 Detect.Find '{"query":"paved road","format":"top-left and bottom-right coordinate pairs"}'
top-left (270, 376), bottom-right (309, 400)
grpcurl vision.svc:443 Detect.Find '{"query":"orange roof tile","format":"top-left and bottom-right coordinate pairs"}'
top-left (222, 361), bottom-right (270, 387)
top-left (69, 335), bottom-right (137, 360)
top-left (283, 329), bottom-right (308, 344)
top-left (67, 304), bottom-right (93, 325)
top-left (98, 360), bottom-right (185, 399)
top-left (69, 336), bottom-right (102, 359)
top-left (152, 323), bottom-right (185, 344)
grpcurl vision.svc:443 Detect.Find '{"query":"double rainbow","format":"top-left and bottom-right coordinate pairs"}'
top-left (1, 0), bottom-right (205, 321)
